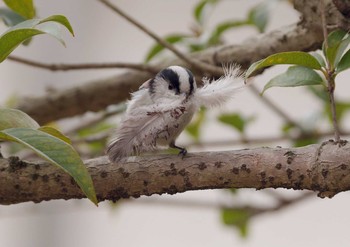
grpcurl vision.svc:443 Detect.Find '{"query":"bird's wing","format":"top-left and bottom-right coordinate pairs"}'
top-left (126, 89), bottom-right (151, 114)
top-left (106, 96), bottom-right (187, 162)
top-left (195, 64), bottom-right (244, 108)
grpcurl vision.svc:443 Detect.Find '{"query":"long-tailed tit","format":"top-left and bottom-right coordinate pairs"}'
top-left (106, 65), bottom-right (243, 162)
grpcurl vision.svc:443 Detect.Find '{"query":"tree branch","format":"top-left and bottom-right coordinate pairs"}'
top-left (7, 55), bottom-right (159, 73)
top-left (1, 141), bottom-right (350, 205)
top-left (97, 0), bottom-right (223, 76)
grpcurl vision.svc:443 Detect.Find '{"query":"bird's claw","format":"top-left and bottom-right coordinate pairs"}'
top-left (178, 148), bottom-right (187, 159)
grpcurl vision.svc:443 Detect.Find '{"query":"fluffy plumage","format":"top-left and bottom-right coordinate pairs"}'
top-left (195, 64), bottom-right (243, 108)
top-left (106, 64), bottom-right (243, 162)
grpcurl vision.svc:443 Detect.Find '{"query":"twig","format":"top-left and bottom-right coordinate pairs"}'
top-left (320, 0), bottom-right (341, 142)
top-left (327, 90), bottom-right (340, 141)
top-left (321, 0), bottom-right (329, 49)
top-left (250, 192), bottom-right (314, 216)
top-left (97, 0), bottom-right (223, 76)
top-left (7, 55), bottom-right (159, 73)
top-left (66, 104), bottom-right (126, 135)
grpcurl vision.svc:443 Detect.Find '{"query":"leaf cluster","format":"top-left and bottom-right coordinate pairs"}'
top-left (0, 0), bottom-right (97, 205)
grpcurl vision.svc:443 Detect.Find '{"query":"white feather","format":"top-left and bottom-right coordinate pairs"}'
top-left (195, 64), bottom-right (243, 108)
top-left (126, 89), bottom-right (152, 114)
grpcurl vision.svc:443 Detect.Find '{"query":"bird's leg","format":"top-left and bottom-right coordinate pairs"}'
top-left (170, 141), bottom-right (187, 158)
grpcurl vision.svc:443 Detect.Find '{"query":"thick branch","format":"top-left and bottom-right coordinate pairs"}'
top-left (16, 70), bottom-right (153, 124)
top-left (1, 141), bottom-right (350, 205)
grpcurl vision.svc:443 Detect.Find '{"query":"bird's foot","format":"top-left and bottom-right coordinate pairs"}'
top-left (178, 148), bottom-right (187, 159)
top-left (170, 142), bottom-right (187, 159)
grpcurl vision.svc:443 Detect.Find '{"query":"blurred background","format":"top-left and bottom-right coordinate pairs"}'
top-left (1, 0), bottom-right (350, 246)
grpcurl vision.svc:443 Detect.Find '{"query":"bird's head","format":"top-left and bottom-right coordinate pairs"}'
top-left (141, 66), bottom-right (197, 101)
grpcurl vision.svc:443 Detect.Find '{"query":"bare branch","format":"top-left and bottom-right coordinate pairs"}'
top-left (8, 55), bottom-right (159, 73)
top-left (1, 141), bottom-right (350, 205)
top-left (98, 0), bottom-right (223, 76)
top-left (16, 70), bottom-right (150, 125)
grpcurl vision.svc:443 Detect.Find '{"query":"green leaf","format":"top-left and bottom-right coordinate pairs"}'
top-left (144, 34), bottom-right (187, 62)
top-left (3, 0), bottom-right (35, 19)
top-left (336, 48), bottom-right (350, 73)
top-left (208, 20), bottom-right (247, 45)
top-left (0, 108), bottom-right (39, 130)
top-left (0, 8), bottom-right (26, 26)
top-left (194, 0), bottom-right (219, 25)
top-left (39, 15), bottom-right (74, 36)
top-left (293, 137), bottom-right (318, 147)
top-left (218, 113), bottom-right (253, 133)
top-left (77, 121), bottom-right (114, 138)
top-left (0, 128), bottom-right (97, 205)
top-left (281, 122), bottom-right (294, 134)
top-left (322, 29), bottom-right (348, 68)
top-left (228, 188), bottom-right (238, 194)
top-left (86, 141), bottom-right (106, 154)
top-left (185, 108), bottom-right (206, 141)
top-left (245, 51), bottom-right (323, 79)
top-left (310, 51), bottom-right (326, 68)
top-left (39, 126), bottom-right (72, 144)
top-left (0, 28), bottom-right (43, 62)
top-left (247, 0), bottom-right (277, 32)
top-left (0, 15), bottom-right (74, 62)
top-left (334, 34), bottom-right (350, 67)
top-left (222, 208), bottom-right (250, 237)
top-left (262, 66), bottom-right (324, 94)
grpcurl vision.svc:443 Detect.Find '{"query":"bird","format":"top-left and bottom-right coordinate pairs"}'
top-left (106, 64), bottom-right (243, 162)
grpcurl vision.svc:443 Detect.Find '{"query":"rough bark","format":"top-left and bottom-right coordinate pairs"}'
top-left (15, 0), bottom-right (348, 124)
top-left (1, 141), bottom-right (350, 205)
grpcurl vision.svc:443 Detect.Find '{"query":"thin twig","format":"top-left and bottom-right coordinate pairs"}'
top-left (7, 55), bottom-right (159, 73)
top-left (125, 191), bottom-right (314, 219)
top-left (328, 89), bottom-right (340, 141)
top-left (320, 0), bottom-right (341, 142)
top-left (98, 0), bottom-right (223, 76)
top-left (66, 104), bottom-right (126, 135)
top-left (250, 192), bottom-right (314, 217)
top-left (320, 0), bottom-right (329, 49)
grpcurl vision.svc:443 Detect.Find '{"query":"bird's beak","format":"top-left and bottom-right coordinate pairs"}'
top-left (139, 79), bottom-right (151, 90)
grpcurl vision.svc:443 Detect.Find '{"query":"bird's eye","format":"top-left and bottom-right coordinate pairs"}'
top-left (168, 85), bottom-right (174, 90)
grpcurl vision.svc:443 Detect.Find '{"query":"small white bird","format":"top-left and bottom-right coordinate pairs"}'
top-left (106, 65), bottom-right (243, 162)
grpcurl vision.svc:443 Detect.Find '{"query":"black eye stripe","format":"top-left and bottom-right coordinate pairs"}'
top-left (160, 68), bottom-right (180, 94)
top-left (186, 68), bottom-right (194, 95)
